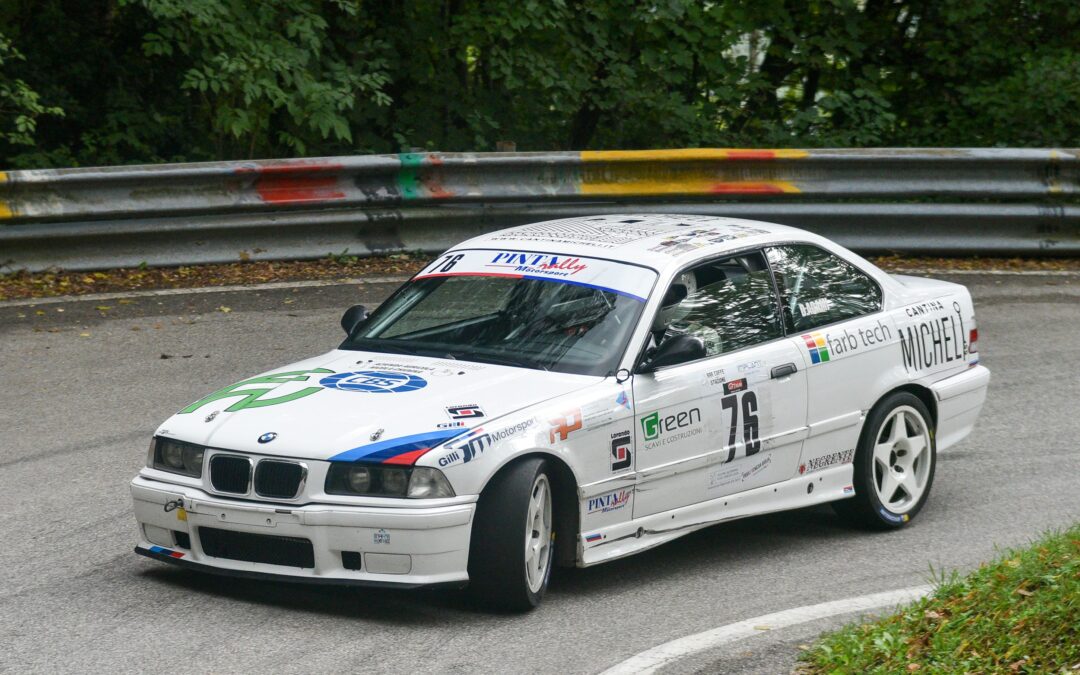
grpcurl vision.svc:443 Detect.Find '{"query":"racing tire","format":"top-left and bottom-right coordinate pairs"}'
top-left (467, 458), bottom-right (555, 611)
top-left (833, 392), bottom-right (936, 530)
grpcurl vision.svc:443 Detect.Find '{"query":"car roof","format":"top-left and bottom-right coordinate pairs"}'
top-left (452, 214), bottom-right (814, 271)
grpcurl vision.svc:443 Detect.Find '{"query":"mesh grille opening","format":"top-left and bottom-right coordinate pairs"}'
top-left (198, 527), bottom-right (314, 568)
top-left (254, 460), bottom-right (304, 499)
top-left (210, 455), bottom-right (250, 493)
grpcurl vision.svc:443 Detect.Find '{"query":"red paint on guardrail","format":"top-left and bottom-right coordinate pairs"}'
top-left (236, 162), bottom-right (346, 204)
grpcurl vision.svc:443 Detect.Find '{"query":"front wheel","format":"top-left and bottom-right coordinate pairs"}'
top-left (833, 392), bottom-right (936, 529)
top-left (468, 458), bottom-right (555, 611)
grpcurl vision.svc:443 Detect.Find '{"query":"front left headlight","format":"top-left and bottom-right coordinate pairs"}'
top-left (325, 464), bottom-right (455, 499)
top-left (148, 436), bottom-right (205, 478)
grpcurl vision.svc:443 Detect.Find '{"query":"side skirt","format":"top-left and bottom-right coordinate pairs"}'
top-left (577, 465), bottom-right (855, 567)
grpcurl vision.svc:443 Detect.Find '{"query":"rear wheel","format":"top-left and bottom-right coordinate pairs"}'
top-left (833, 392), bottom-right (936, 529)
top-left (468, 458), bottom-right (554, 611)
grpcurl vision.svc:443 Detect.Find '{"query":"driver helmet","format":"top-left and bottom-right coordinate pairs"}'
top-left (653, 271), bottom-right (697, 331)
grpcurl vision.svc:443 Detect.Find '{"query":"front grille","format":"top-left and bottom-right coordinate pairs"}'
top-left (198, 527), bottom-right (315, 568)
top-left (210, 455), bottom-right (251, 493)
top-left (254, 460), bottom-right (304, 499)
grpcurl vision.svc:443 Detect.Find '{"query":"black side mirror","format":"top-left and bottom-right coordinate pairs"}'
top-left (341, 304), bottom-right (370, 335)
top-left (638, 334), bottom-right (706, 373)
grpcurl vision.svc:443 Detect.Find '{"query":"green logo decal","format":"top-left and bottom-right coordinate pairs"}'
top-left (178, 369), bottom-right (334, 414)
top-left (641, 412), bottom-right (660, 440)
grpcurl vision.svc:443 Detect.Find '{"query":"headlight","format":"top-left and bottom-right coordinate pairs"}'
top-left (150, 437), bottom-right (205, 478)
top-left (326, 464), bottom-right (455, 498)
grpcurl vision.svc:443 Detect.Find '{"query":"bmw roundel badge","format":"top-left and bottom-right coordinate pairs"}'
top-left (258, 432), bottom-right (277, 444)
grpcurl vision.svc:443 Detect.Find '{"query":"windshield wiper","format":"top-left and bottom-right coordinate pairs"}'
top-left (466, 354), bottom-right (548, 371)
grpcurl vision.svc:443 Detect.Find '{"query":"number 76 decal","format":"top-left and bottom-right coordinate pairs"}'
top-left (720, 391), bottom-right (761, 463)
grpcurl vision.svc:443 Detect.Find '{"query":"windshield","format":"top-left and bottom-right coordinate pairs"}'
top-left (341, 249), bottom-right (656, 376)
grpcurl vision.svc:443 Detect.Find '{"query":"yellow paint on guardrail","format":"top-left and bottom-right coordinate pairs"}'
top-left (581, 148), bottom-right (809, 161)
top-left (579, 149), bottom-right (804, 196)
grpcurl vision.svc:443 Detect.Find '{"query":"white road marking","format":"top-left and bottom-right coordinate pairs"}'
top-left (0, 276), bottom-right (411, 308)
top-left (598, 584), bottom-right (933, 675)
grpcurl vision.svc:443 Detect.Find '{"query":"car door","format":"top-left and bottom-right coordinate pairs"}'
top-left (765, 244), bottom-right (895, 475)
top-left (631, 250), bottom-right (809, 518)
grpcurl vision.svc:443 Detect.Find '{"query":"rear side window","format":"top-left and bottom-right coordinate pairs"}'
top-left (765, 244), bottom-right (881, 332)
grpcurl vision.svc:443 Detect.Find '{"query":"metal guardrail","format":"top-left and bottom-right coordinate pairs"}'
top-left (2, 148), bottom-right (1079, 271)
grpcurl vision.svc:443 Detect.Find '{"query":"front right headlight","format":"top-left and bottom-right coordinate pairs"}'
top-left (149, 436), bottom-right (205, 478)
top-left (325, 464), bottom-right (455, 498)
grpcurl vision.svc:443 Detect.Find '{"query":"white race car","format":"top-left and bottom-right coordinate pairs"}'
top-left (131, 215), bottom-right (990, 609)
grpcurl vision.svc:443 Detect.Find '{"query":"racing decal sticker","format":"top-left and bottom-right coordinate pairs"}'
top-left (610, 430), bottom-right (632, 472)
top-left (798, 298), bottom-right (834, 317)
top-left (639, 406), bottom-right (702, 449)
top-left (179, 368), bottom-right (333, 414)
top-left (587, 488), bottom-right (631, 514)
top-left (436, 419), bottom-right (537, 467)
top-left (320, 370), bottom-right (428, 394)
top-left (799, 448), bottom-right (855, 475)
top-left (585, 533), bottom-right (603, 543)
top-left (148, 545), bottom-right (184, 559)
top-left (646, 224), bottom-right (769, 255)
top-left (899, 301), bottom-right (968, 373)
top-left (485, 219), bottom-right (672, 249)
top-left (722, 378), bottom-right (747, 395)
top-left (801, 319), bottom-right (893, 365)
top-left (414, 249), bottom-right (656, 302)
top-left (329, 429), bottom-right (467, 464)
top-left (446, 404), bottom-right (485, 419)
top-left (548, 409), bottom-right (583, 444)
top-left (843, 485), bottom-right (855, 494)
top-left (707, 452), bottom-right (773, 491)
top-left (879, 508), bottom-right (910, 524)
top-left (616, 390), bottom-right (631, 410)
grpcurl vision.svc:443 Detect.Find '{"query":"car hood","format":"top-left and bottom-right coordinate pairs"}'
top-left (156, 349), bottom-right (598, 463)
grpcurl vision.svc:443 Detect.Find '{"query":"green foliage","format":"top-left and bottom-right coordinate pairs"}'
top-left (1, 0), bottom-right (1080, 169)
top-left (0, 31), bottom-right (63, 149)
top-left (801, 524), bottom-right (1080, 673)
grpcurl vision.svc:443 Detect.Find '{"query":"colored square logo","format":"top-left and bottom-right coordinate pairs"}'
top-left (801, 333), bottom-right (830, 364)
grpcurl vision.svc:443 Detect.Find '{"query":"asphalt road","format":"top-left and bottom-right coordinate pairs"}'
top-left (1, 273), bottom-right (1077, 674)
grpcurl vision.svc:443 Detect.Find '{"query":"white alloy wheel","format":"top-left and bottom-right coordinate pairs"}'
top-left (524, 474), bottom-right (553, 594)
top-left (872, 405), bottom-right (932, 514)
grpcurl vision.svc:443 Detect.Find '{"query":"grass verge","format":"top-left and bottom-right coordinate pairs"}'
top-left (799, 524), bottom-right (1080, 673)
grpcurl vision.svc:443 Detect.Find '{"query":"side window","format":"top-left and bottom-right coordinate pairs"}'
top-left (655, 251), bottom-right (784, 357)
top-left (765, 244), bottom-right (882, 332)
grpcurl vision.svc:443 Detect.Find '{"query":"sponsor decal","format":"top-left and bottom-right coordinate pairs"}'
top-left (369, 428), bottom-right (384, 442)
top-left (438, 419), bottom-right (537, 466)
top-left (585, 533), bottom-right (603, 543)
top-left (446, 404), bottom-right (485, 420)
top-left (148, 545), bottom-right (184, 559)
top-left (903, 299), bottom-right (945, 317)
top-left (549, 409), bottom-right (584, 444)
top-left (359, 359), bottom-right (457, 377)
top-left (798, 298), bottom-right (834, 317)
top-left (373, 529), bottom-right (391, 544)
top-left (587, 489), bottom-right (631, 514)
top-left (257, 432), bottom-right (277, 444)
top-left (705, 367), bottom-right (726, 388)
top-left (802, 319), bottom-right (893, 365)
top-left (204, 411), bottom-right (219, 423)
top-left (737, 360), bottom-right (764, 373)
top-left (646, 224), bottom-right (769, 255)
top-left (799, 448), bottom-right (855, 475)
top-left (843, 485), bottom-right (855, 494)
top-left (179, 368), bottom-right (333, 414)
top-left (436, 421), bottom-right (468, 429)
top-left (320, 370), bottom-right (428, 394)
top-left (616, 390), bottom-right (631, 410)
top-left (707, 452), bottom-right (773, 491)
top-left (487, 220), bottom-right (670, 249)
top-left (879, 507), bottom-right (910, 524)
top-left (640, 407), bottom-right (702, 449)
top-left (610, 430), bottom-right (632, 472)
top-left (486, 251), bottom-right (588, 277)
top-left (723, 378), bottom-right (747, 395)
top-left (899, 301), bottom-right (968, 373)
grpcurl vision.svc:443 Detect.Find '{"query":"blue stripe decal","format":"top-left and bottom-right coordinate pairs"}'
top-left (329, 429), bottom-right (467, 463)
top-left (520, 275), bottom-right (647, 302)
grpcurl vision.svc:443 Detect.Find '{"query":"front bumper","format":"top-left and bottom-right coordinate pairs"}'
top-left (131, 475), bottom-right (475, 588)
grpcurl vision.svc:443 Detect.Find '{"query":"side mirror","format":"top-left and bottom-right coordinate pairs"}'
top-left (341, 304), bottom-right (370, 335)
top-left (638, 334), bottom-right (706, 373)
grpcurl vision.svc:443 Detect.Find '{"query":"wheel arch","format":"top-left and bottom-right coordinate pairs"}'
top-left (883, 383), bottom-right (938, 431)
top-left (479, 451), bottom-right (581, 568)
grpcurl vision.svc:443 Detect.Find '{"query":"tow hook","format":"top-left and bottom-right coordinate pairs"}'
top-left (163, 497), bottom-right (184, 513)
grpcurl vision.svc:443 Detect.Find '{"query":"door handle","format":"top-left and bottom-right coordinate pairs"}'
top-left (771, 363), bottom-right (797, 379)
